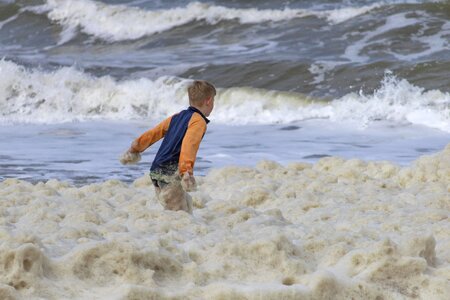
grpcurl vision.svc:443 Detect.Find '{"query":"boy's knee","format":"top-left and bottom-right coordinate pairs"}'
top-left (157, 183), bottom-right (191, 213)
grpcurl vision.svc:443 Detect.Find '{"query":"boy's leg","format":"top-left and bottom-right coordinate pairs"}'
top-left (158, 180), bottom-right (192, 213)
top-left (152, 177), bottom-right (192, 213)
top-left (151, 177), bottom-right (165, 208)
top-left (185, 192), bottom-right (193, 213)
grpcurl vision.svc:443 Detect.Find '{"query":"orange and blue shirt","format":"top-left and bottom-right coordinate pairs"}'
top-left (131, 106), bottom-right (209, 176)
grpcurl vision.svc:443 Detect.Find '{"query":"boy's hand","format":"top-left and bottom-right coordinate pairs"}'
top-left (120, 149), bottom-right (141, 165)
top-left (181, 172), bottom-right (196, 192)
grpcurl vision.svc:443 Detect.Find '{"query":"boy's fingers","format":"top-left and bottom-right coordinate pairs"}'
top-left (120, 150), bottom-right (141, 165)
top-left (181, 173), bottom-right (196, 192)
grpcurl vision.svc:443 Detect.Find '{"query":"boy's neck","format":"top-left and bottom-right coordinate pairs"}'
top-left (190, 105), bottom-right (208, 117)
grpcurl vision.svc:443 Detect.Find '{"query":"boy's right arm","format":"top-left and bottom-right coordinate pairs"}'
top-left (129, 116), bottom-right (173, 153)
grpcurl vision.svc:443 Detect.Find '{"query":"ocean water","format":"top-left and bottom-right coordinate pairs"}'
top-left (0, 0), bottom-right (449, 299)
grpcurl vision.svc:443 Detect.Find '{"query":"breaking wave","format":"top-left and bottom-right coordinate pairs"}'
top-left (26, 0), bottom-right (382, 41)
top-left (0, 60), bottom-right (449, 132)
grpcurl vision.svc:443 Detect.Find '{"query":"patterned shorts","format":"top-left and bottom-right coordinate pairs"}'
top-left (149, 170), bottom-right (179, 189)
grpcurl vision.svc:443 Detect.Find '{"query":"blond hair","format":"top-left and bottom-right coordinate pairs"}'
top-left (188, 80), bottom-right (216, 106)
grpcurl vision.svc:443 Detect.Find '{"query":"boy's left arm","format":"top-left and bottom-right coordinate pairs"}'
top-left (130, 116), bottom-right (173, 153)
top-left (120, 116), bottom-right (172, 165)
top-left (179, 113), bottom-right (207, 176)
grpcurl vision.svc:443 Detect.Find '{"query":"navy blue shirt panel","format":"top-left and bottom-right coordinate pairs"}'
top-left (150, 106), bottom-right (209, 174)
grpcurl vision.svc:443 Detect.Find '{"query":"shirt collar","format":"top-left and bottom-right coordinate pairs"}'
top-left (188, 106), bottom-right (210, 124)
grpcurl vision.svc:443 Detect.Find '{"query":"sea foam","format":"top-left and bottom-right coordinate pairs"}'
top-left (28, 0), bottom-right (381, 41)
top-left (0, 60), bottom-right (449, 132)
top-left (0, 144), bottom-right (449, 299)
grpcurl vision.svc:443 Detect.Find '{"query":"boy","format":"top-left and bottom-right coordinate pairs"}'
top-left (120, 80), bottom-right (216, 213)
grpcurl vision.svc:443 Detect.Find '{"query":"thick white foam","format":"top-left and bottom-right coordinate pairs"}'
top-left (0, 144), bottom-right (449, 298)
top-left (0, 60), bottom-right (448, 132)
top-left (30, 0), bottom-right (381, 41)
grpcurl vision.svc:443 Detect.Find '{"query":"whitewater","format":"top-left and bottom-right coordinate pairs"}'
top-left (1, 60), bottom-right (449, 132)
top-left (0, 144), bottom-right (449, 299)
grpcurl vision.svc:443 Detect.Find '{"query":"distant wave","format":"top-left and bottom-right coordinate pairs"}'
top-left (27, 0), bottom-right (381, 42)
top-left (0, 60), bottom-right (448, 132)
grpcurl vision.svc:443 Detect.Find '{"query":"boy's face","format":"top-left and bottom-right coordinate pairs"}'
top-left (204, 95), bottom-right (215, 117)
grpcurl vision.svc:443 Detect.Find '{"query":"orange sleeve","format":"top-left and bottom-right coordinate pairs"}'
top-left (130, 116), bottom-right (172, 153)
top-left (179, 113), bottom-right (207, 175)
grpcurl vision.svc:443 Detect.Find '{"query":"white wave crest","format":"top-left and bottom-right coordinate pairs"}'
top-left (0, 61), bottom-right (448, 132)
top-left (0, 60), bottom-right (189, 123)
top-left (215, 75), bottom-right (450, 132)
top-left (329, 72), bottom-right (450, 132)
top-left (32, 0), bottom-right (379, 41)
